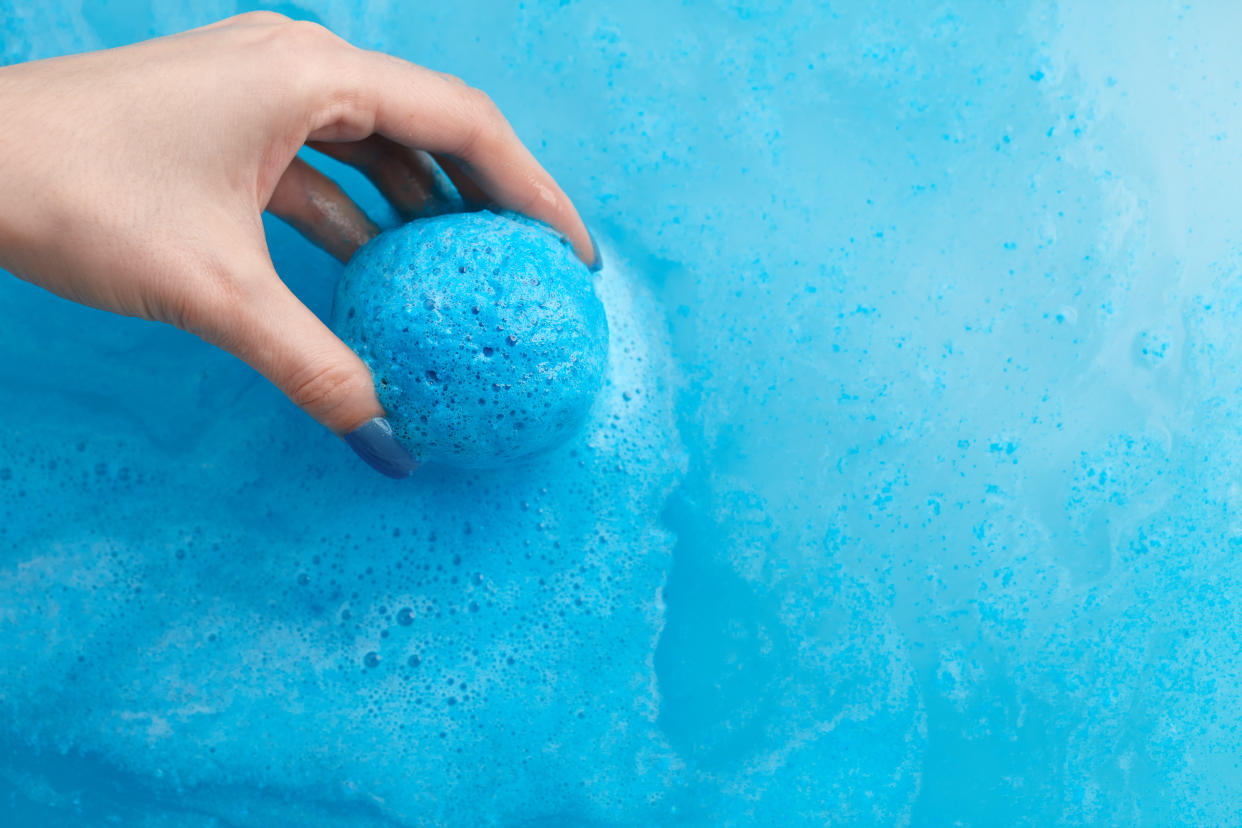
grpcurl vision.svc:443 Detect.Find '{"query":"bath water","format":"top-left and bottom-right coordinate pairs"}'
top-left (3, 1), bottom-right (1242, 825)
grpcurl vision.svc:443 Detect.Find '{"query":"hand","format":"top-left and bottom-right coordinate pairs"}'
top-left (0, 12), bottom-right (599, 477)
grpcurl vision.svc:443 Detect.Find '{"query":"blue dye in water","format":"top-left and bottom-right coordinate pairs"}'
top-left (4, 1), bottom-right (1242, 825)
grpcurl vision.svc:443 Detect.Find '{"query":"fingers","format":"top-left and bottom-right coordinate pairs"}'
top-left (308, 53), bottom-right (598, 268)
top-left (429, 153), bottom-right (491, 209)
top-left (209, 265), bottom-right (379, 433)
top-left (190, 255), bottom-right (416, 477)
top-left (266, 157), bottom-right (379, 263)
top-left (310, 135), bottom-right (459, 220)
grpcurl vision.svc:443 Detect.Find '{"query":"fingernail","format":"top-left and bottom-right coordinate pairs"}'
top-left (343, 417), bottom-right (418, 478)
top-left (587, 227), bottom-right (604, 273)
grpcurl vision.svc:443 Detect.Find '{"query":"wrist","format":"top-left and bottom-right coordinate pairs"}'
top-left (0, 67), bottom-right (54, 280)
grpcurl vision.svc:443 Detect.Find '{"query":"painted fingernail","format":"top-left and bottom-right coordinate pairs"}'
top-left (343, 417), bottom-right (418, 478)
top-left (587, 227), bottom-right (604, 273)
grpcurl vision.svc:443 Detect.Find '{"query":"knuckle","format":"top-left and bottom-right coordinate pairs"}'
top-left (156, 289), bottom-right (197, 331)
top-left (168, 264), bottom-right (244, 340)
top-left (453, 119), bottom-right (488, 160)
top-left (466, 86), bottom-right (502, 122)
top-left (285, 362), bottom-right (372, 420)
top-left (284, 19), bottom-right (340, 46)
top-left (456, 88), bottom-right (507, 156)
top-left (263, 20), bottom-right (353, 105)
top-left (230, 10), bottom-right (290, 26)
top-left (253, 17), bottom-right (343, 61)
top-left (154, 287), bottom-right (220, 339)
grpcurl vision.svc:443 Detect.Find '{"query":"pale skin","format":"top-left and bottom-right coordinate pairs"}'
top-left (0, 12), bottom-right (597, 473)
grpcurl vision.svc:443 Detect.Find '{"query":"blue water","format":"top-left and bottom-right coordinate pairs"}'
top-left (3, 1), bottom-right (1242, 825)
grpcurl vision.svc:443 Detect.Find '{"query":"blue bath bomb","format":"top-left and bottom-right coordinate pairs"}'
top-left (331, 210), bottom-right (609, 468)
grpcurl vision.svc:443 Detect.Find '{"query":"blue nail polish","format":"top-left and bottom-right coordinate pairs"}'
top-left (587, 227), bottom-right (604, 273)
top-left (343, 417), bottom-right (419, 478)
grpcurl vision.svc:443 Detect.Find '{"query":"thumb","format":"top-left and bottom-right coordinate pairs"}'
top-left (194, 256), bottom-right (418, 478)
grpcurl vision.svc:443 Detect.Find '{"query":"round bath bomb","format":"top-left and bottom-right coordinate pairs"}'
top-left (330, 210), bottom-right (609, 468)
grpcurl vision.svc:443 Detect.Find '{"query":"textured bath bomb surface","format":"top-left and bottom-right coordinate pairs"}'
top-left (331, 210), bottom-right (609, 468)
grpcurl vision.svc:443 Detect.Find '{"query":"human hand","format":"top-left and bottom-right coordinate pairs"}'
top-left (0, 12), bottom-right (599, 477)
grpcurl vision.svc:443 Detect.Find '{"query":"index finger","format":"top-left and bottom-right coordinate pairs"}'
top-left (308, 50), bottom-right (598, 269)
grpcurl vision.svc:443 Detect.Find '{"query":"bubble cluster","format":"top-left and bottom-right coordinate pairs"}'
top-left (0, 237), bottom-right (686, 826)
top-left (10, 0), bottom-right (1242, 824)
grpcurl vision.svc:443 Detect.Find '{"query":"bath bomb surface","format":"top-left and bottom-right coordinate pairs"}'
top-left (331, 210), bottom-right (609, 468)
